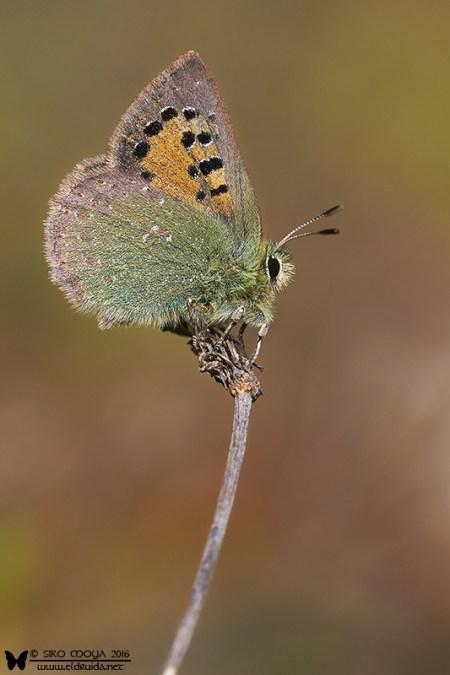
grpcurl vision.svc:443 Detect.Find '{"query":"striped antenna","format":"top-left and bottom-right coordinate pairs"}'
top-left (275, 205), bottom-right (342, 251)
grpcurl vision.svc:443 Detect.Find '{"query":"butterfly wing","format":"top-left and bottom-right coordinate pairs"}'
top-left (110, 51), bottom-right (260, 241)
top-left (16, 652), bottom-right (28, 671)
top-left (5, 651), bottom-right (16, 670)
top-left (45, 52), bottom-right (261, 330)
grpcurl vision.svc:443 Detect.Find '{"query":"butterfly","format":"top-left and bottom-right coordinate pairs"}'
top-left (4, 651), bottom-right (28, 671)
top-left (45, 51), bottom-right (339, 359)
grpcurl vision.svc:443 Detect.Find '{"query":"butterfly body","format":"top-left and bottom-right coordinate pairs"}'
top-left (45, 52), bottom-right (294, 336)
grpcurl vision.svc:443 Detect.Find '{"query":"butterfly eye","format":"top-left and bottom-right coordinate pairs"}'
top-left (266, 255), bottom-right (281, 281)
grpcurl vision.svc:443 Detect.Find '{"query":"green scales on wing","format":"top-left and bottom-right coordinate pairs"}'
top-left (45, 52), bottom-right (295, 334)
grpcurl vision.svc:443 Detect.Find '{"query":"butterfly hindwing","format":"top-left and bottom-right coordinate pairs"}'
top-left (45, 155), bottom-right (238, 329)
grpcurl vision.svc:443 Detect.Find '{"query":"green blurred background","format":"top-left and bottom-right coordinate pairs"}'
top-left (2, 1), bottom-right (450, 673)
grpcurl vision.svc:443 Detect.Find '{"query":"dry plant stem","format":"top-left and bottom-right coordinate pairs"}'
top-left (161, 390), bottom-right (253, 675)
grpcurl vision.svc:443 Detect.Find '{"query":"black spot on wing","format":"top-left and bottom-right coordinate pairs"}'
top-left (133, 141), bottom-right (149, 158)
top-left (209, 156), bottom-right (223, 170)
top-left (144, 120), bottom-right (163, 136)
top-left (161, 106), bottom-right (178, 121)
top-left (183, 107), bottom-right (197, 120)
top-left (197, 131), bottom-right (212, 146)
top-left (181, 131), bottom-right (196, 148)
top-left (199, 156), bottom-right (223, 175)
top-left (140, 170), bottom-right (154, 180)
top-left (210, 184), bottom-right (228, 196)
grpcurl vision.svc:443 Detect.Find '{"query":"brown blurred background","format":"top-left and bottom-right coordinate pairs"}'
top-left (1, 1), bottom-right (450, 673)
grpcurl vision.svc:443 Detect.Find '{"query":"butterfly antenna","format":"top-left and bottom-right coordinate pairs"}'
top-left (275, 204), bottom-right (342, 250)
top-left (281, 227), bottom-right (340, 243)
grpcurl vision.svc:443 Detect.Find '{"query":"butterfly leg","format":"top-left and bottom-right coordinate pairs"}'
top-left (222, 305), bottom-right (245, 338)
top-left (251, 323), bottom-right (270, 364)
top-left (238, 321), bottom-right (248, 346)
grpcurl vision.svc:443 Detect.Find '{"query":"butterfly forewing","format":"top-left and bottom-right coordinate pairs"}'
top-left (109, 51), bottom-right (259, 231)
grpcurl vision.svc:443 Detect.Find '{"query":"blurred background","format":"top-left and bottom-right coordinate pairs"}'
top-left (2, 1), bottom-right (450, 673)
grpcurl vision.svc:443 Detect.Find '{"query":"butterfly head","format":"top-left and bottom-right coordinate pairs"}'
top-left (262, 243), bottom-right (295, 293)
top-left (265, 205), bottom-right (341, 291)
